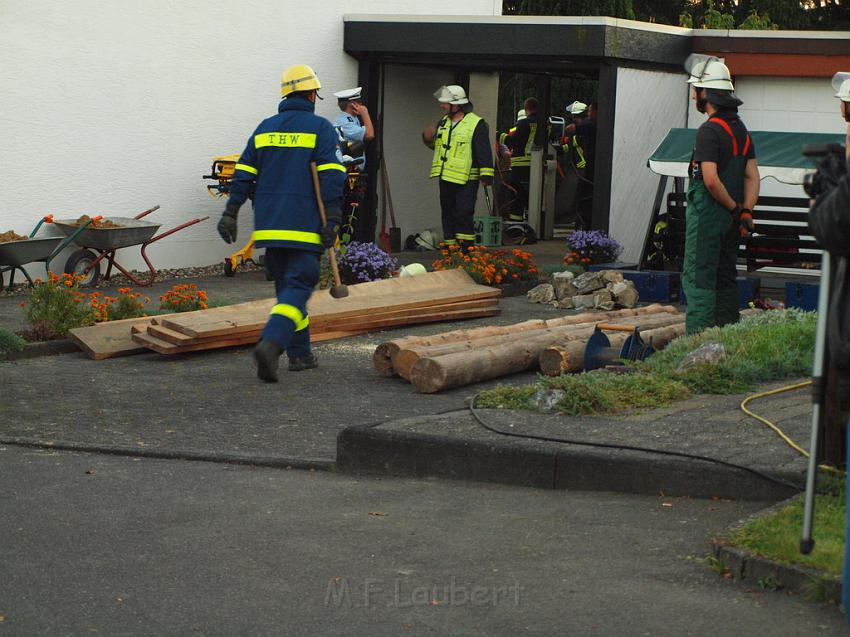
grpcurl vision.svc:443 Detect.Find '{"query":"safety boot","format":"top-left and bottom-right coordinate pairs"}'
top-left (288, 353), bottom-right (318, 372)
top-left (253, 339), bottom-right (283, 383)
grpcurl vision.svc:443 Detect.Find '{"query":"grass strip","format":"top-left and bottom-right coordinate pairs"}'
top-left (476, 309), bottom-right (817, 416)
top-left (727, 477), bottom-right (845, 579)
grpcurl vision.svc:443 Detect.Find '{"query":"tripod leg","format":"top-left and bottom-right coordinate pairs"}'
top-left (800, 252), bottom-right (831, 554)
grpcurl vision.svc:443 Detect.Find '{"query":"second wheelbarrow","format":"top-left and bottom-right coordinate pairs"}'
top-left (0, 214), bottom-right (101, 291)
top-left (53, 205), bottom-right (209, 287)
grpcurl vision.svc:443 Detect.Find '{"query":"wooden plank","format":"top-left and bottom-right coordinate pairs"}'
top-left (342, 305), bottom-right (500, 333)
top-left (132, 324), bottom-right (372, 355)
top-left (68, 316), bottom-right (159, 360)
top-left (162, 280), bottom-right (500, 338)
top-left (131, 330), bottom-right (259, 355)
top-left (314, 297), bottom-right (498, 330)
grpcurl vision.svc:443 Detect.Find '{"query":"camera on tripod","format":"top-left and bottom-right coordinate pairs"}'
top-left (802, 143), bottom-right (847, 198)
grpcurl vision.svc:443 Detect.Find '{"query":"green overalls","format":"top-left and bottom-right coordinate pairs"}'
top-left (683, 117), bottom-right (750, 335)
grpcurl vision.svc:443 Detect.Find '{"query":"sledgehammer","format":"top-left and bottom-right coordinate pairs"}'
top-left (310, 161), bottom-right (349, 299)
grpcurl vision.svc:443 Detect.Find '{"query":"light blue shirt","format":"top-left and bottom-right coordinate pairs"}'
top-left (333, 112), bottom-right (366, 166)
top-left (334, 112), bottom-right (366, 143)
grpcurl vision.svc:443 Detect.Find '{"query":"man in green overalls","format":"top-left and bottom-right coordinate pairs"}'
top-left (683, 57), bottom-right (761, 334)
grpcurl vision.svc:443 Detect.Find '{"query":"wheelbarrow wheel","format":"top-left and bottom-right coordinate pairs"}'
top-left (64, 249), bottom-right (101, 287)
top-left (223, 258), bottom-right (236, 277)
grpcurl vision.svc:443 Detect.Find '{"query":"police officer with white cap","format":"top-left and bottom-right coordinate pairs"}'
top-left (333, 87), bottom-right (375, 166)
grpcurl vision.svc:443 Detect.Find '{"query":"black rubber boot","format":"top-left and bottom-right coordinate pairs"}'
top-left (288, 353), bottom-right (318, 372)
top-left (253, 339), bottom-right (283, 383)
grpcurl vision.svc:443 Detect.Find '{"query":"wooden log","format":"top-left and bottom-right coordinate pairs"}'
top-left (394, 308), bottom-right (681, 381)
top-left (539, 323), bottom-right (686, 376)
top-left (372, 319), bottom-right (547, 377)
top-left (408, 313), bottom-right (686, 393)
top-left (373, 303), bottom-right (676, 377)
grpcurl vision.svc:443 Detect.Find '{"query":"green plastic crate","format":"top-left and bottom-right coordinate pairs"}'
top-left (473, 216), bottom-right (502, 247)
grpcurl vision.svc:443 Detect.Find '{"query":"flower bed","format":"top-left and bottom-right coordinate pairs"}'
top-left (17, 273), bottom-right (212, 341)
top-left (563, 230), bottom-right (623, 267)
top-left (432, 245), bottom-right (538, 286)
top-left (335, 241), bottom-right (398, 285)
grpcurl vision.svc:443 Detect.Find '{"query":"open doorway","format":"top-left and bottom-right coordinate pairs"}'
top-left (495, 72), bottom-right (599, 238)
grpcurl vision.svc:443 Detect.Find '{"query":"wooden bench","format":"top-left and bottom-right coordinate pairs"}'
top-left (641, 187), bottom-right (821, 274)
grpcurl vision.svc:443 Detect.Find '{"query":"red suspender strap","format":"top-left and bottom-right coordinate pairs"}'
top-left (708, 117), bottom-right (738, 156)
top-left (742, 134), bottom-right (751, 157)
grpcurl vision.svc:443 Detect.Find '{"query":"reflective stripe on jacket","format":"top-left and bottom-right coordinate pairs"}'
top-left (228, 97), bottom-right (346, 252)
top-left (509, 121), bottom-right (538, 167)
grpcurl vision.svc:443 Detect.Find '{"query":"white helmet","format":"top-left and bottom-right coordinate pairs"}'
top-left (832, 72), bottom-right (850, 102)
top-left (686, 56), bottom-right (735, 91)
top-left (414, 230), bottom-right (439, 250)
top-left (516, 109), bottom-right (526, 120)
top-left (434, 84), bottom-right (469, 105)
top-left (566, 100), bottom-right (587, 116)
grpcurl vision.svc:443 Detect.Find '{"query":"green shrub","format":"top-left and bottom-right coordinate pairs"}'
top-left (21, 272), bottom-right (94, 339)
top-left (0, 328), bottom-right (25, 354)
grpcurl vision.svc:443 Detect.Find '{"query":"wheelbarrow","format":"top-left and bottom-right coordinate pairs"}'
top-left (53, 205), bottom-right (209, 287)
top-left (0, 214), bottom-right (102, 290)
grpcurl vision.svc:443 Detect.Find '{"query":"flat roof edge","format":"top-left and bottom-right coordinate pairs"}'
top-left (344, 14), bottom-right (850, 41)
top-left (343, 14), bottom-right (691, 37)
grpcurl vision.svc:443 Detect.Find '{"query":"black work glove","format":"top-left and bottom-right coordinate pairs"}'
top-left (480, 176), bottom-right (494, 187)
top-left (321, 207), bottom-right (341, 249)
top-left (217, 203), bottom-right (240, 244)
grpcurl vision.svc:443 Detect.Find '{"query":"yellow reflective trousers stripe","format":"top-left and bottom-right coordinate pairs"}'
top-left (317, 163), bottom-right (346, 173)
top-left (235, 163), bottom-right (258, 175)
top-left (270, 303), bottom-right (309, 331)
top-left (252, 229), bottom-right (322, 245)
top-left (254, 132), bottom-right (317, 149)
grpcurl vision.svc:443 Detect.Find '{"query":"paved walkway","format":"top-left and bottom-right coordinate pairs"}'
top-left (1, 446), bottom-right (843, 636)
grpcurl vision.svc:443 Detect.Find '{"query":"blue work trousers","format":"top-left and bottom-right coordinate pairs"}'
top-left (261, 247), bottom-right (320, 359)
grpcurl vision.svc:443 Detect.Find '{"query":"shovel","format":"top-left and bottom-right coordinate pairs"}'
top-left (378, 161), bottom-right (391, 253)
top-left (380, 157), bottom-right (401, 252)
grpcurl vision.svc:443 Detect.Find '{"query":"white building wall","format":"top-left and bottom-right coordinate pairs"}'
top-left (610, 68), bottom-right (688, 263)
top-left (1, 1), bottom-right (500, 275)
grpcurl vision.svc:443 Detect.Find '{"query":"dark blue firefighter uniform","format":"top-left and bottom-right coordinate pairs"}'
top-left (227, 97), bottom-right (346, 358)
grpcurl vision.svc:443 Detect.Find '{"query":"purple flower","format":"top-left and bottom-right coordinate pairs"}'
top-left (565, 230), bottom-right (623, 264)
top-left (335, 242), bottom-right (398, 284)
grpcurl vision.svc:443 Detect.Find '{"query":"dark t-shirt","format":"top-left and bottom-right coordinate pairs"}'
top-left (690, 109), bottom-right (755, 180)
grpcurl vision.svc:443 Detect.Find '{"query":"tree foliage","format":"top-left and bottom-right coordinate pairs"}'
top-left (503, 0), bottom-right (850, 30)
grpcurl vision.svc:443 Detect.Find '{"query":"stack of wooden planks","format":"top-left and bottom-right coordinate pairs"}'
top-left (374, 304), bottom-right (687, 393)
top-left (69, 269), bottom-right (501, 359)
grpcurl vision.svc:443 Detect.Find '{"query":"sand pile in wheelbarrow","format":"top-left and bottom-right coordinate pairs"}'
top-left (70, 215), bottom-right (123, 229)
top-left (0, 231), bottom-right (28, 242)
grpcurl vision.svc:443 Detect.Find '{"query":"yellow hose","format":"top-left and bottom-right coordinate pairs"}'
top-left (739, 381), bottom-right (844, 476)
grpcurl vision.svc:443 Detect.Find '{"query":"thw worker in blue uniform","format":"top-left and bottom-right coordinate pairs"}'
top-left (217, 64), bottom-right (346, 382)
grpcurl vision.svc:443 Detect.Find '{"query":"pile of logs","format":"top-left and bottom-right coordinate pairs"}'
top-left (374, 304), bottom-right (687, 393)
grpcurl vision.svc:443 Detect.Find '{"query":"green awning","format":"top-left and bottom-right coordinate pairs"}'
top-left (647, 128), bottom-right (845, 184)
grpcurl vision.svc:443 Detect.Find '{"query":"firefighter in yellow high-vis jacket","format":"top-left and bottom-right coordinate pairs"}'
top-left (422, 85), bottom-right (494, 251)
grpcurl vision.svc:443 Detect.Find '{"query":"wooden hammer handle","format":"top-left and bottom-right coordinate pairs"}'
top-left (595, 323), bottom-right (637, 332)
top-left (309, 162), bottom-right (343, 290)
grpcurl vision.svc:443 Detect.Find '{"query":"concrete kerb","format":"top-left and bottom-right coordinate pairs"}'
top-left (1, 339), bottom-right (78, 361)
top-left (336, 413), bottom-right (803, 502)
top-left (0, 435), bottom-right (334, 473)
top-left (711, 498), bottom-right (843, 604)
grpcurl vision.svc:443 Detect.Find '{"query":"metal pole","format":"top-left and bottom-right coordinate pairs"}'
top-left (800, 251), bottom-right (831, 554)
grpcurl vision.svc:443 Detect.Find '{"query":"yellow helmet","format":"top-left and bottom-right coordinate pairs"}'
top-left (281, 64), bottom-right (321, 98)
